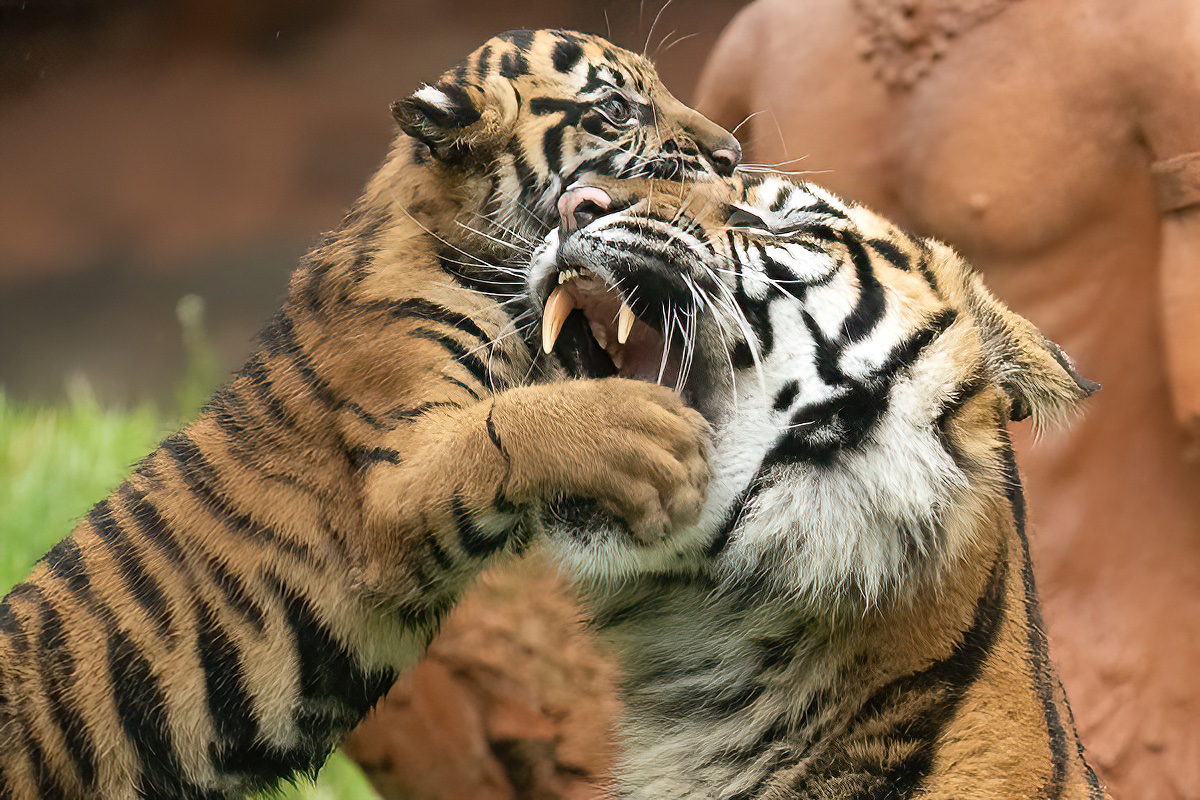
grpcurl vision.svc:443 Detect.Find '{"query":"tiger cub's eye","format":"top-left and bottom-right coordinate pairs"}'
top-left (726, 206), bottom-right (770, 230)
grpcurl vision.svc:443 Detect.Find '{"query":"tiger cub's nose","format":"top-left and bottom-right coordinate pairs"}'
top-left (558, 186), bottom-right (612, 234)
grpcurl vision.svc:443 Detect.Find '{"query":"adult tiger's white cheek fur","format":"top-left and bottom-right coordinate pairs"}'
top-left (727, 410), bottom-right (970, 605)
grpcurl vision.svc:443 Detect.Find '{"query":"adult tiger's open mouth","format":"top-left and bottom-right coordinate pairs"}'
top-left (540, 268), bottom-right (683, 388)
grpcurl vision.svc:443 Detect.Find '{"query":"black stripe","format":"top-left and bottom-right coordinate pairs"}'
top-left (763, 309), bottom-right (958, 468)
top-left (1003, 446), bottom-right (1071, 798)
top-left (0, 603), bottom-right (21, 654)
top-left (88, 500), bottom-right (173, 641)
top-left (773, 381), bottom-right (799, 412)
top-left (933, 378), bottom-right (987, 468)
top-left (160, 434), bottom-right (313, 563)
top-left (361, 297), bottom-right (492, 343)
top-left (430, 81), bottom-right (481, 128)
top-left (916, 242), bottom-right (941, 293)
top-left (385, 401), bottom-right (457, 423)
top-left (840, 555), bottom-right (1008, 799)
top-left (838, 235), bottom-right (887, 343)
top-left (485, 401), bottom-right (507, 458)
top-left (442, 375), bottom-right (483, 401)
top-left (510, 149), bottom-right (541, 202)
top-left (472, 44), bottom-right (493, 77)
top-left (201, 554), bottom-right (266, 632)
top-left (802, 309), bottom-right (843, 386)
top-left (408, 328), bottom-right (492, 387)
top-left (347, 446), bottom-right (402, 469)
top-left (529, 97), bottom-right (586, 120)
top-left (120, 485), bottom-right (187, 566)
top-left (877, 309), bottom-right (958, 381)
top-left (497, 29), bottom-right (536, 49)
top-left (705, 479), bottom-right (762, 558)
top-left (261, 314), bottom-right (391, 430)
top-left (450, 494), bottom-right (506, 558)
top-left (211, 740), bottom-right (316, 787)
top-left (195, 601), bottom-right (258, 757)
top-left (542, 124), bottom-right (565, 174)
top-left (797, 196), bottom-right (851, 222)
top-left (264, 573), bottom-right (397, 722)
top-left (499, 49), bottom-right (527, 79)
top-left (108, 627), bottom-right (214, 798)
top-left (769, 183), bottom-right (791, 212)
top-left (36, 596), bottom-right (98, 790)
top-left (424, 530), bottom-right (457, 573)
top-left (239, 357), bottom-right (298, 431)
top-left (42, 538), bottom-right (90, 595)
top-left (26, 734), bottom-right (69, 800)
top-left (866, 238), bottom-right (912, 271)
top-left (552, 37), bottom-right (584, 72)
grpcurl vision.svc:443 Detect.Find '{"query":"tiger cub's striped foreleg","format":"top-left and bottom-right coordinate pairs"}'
top-left (353, 377), bottom-right (711, 615)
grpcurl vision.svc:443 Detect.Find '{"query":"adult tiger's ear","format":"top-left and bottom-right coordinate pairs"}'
top-left (927, 242), bottom-right (1100, 431)
top-left (392, 74), bottom-right (519, 163)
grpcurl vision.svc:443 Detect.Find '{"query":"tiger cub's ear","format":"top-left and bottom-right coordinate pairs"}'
top-left (393, 75), bottom-right (519, 163)
top-left (927, 242), bottom-right (1100, 431)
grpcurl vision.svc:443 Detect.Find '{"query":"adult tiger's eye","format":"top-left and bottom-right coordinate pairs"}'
top-left (600, 94), bottom-right (634, 125)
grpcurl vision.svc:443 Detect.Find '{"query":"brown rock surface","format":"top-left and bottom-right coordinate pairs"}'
top-left (344, 553), bottom-right (616, 800)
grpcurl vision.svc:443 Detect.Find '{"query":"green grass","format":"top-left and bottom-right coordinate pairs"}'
top-left (0, 380), bottom-right (166, 591)
top-left (1, 303), bottom-right (382, 799)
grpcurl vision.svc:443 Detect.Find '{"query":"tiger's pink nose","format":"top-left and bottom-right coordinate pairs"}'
top-left (558, 186), bottom-right (612, 234)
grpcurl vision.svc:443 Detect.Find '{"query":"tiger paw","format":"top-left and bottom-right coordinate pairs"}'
top-left (490, 378), bottom-right (710, 542)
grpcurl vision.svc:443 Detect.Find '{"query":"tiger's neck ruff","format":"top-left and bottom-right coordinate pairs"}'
top-left (530, 176), bottom-right (1107, 798)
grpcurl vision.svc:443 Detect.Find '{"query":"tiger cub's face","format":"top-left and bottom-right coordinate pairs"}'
top-left (527, 174), bottom-right (1095, 603)
top-left (392, 30), bottom-right (740, 254)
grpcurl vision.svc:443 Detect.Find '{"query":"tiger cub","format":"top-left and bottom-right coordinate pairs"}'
top-left (0, 31), bottom-right (730, 799)
top-left (529, 175), bottom-right (1108, 798)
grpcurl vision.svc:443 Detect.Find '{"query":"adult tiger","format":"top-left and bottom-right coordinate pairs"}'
top-left (528, 175), bottom-right (1108, 798)
top-left (0, 30), bottom-right (728, 799)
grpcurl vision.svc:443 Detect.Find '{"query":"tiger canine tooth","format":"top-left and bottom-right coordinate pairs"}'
top-left (542, 286), bottom-right (576, 354)
top-left (617, 302), bottom-right (636, 345)
top-left (590, 320), bottom-right (610, 350)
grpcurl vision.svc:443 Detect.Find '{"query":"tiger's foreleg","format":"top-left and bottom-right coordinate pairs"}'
top-left (354, 377), bottom-right (711, 608)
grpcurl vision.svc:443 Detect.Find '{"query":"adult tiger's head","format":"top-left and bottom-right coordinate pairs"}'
top-left (527, 174), bottom-right (1098, 602)
top-left (386, 30), bottom-right (740, 258)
